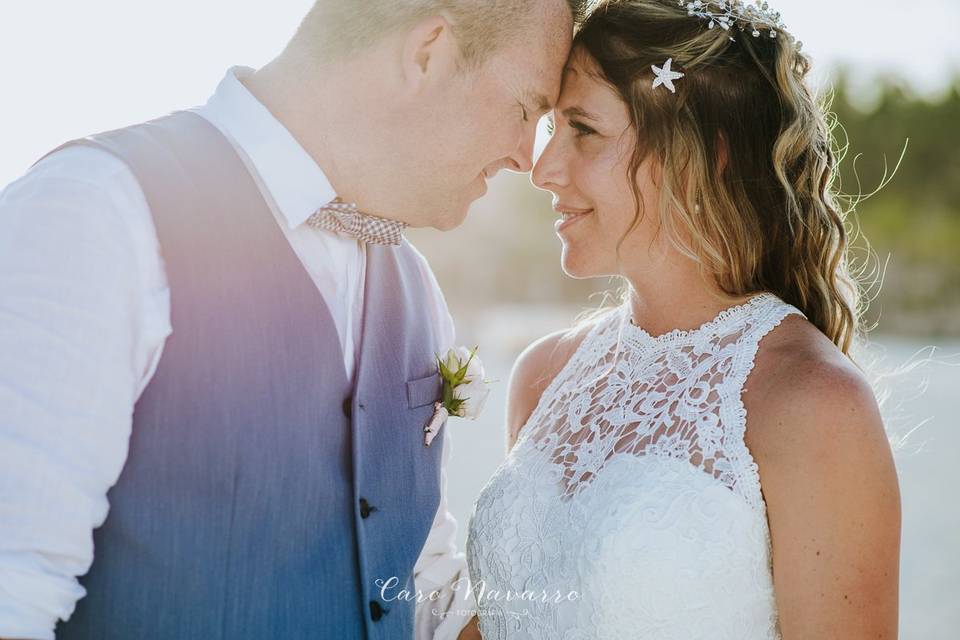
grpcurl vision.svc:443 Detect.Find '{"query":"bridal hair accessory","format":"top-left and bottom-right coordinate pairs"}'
top-left (423, 347), bottom-right (492, 447)
top-left (680, 0), bottom-right (794, 44)
top-left (656, 1), bottom-right (798, 95)
top-left (651, 58), bottom-right (685, 93)
top-left (307, 197), bottom-right (408, 246)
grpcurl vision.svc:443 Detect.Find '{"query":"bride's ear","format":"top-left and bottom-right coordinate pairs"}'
top-left (715, 131), bottom-right (730, 177)
top-left (400, 15), bottom-right (459, 93)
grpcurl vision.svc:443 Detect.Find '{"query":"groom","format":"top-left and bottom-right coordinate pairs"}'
top-left (0, 2), bottom-right (576, 639)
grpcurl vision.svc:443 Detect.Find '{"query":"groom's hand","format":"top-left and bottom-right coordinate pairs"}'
top-left (456, 615), bottom-right (481, 640)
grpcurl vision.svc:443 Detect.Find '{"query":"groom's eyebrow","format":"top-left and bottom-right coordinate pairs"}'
top-left (535, 92), bottom-right (553, 111)
top-left (524, 90), bottom-right (554, 113)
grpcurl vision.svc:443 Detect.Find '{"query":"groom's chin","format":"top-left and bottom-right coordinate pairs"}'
top-left (431, 207), bottom-right (471, 232)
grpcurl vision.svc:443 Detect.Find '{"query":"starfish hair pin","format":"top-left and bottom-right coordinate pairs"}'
top-left (651, 58), bottom-right (685, 93)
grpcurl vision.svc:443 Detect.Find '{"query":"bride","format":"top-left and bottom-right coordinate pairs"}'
top-left (462, 0), bottom-right (901, 638)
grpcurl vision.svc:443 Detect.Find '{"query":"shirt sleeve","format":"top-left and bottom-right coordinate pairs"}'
top-left (406, 243), bottom-right (477, 639)
top-left (0, 146), bottom-right (170, 639)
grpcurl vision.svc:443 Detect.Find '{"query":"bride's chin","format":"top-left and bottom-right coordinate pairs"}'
top-left (559, 250), bottom-right (594, 280)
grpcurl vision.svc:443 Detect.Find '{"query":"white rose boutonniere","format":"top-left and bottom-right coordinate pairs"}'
top-left (423, 346), bottom-right (491, 447)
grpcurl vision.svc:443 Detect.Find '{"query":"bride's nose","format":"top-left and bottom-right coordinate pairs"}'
top-left (532, 136), bottom-right (568, 192)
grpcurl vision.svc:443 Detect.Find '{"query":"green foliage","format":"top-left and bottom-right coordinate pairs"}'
top-left (828, 72), bottom-right (960, 334)
top-left (437, 347), bottom-right (479, 416)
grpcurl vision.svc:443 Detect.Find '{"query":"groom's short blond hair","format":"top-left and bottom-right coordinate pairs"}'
top-left (297, 0), bottom-right (585, 67)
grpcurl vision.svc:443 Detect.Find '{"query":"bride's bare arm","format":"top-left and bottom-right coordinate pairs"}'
top-left (746, 323), bottom-right (901, 639)
top-left (505, 324), bottom-right (592, 451)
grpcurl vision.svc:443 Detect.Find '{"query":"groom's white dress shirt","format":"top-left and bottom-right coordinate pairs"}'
top-left (0, 67), bottom-right (473, 640)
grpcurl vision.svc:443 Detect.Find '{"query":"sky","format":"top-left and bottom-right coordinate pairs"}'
top-left (1, 0), bottom-right (959, 186)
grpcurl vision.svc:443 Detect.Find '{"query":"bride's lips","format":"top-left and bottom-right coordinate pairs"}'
top-left (554, 205), bottom-right (594, 234)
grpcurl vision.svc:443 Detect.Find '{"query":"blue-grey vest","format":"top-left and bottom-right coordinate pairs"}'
top-left (51, 111), bottom-right (447, 640)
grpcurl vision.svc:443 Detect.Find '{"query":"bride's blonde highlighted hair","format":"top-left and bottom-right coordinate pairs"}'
top-left (576, 0), bottom-right (861, 355)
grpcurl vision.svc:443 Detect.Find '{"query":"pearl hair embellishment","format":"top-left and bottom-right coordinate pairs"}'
top-left (680, 0), bottom-right (799, 48)
top-left (655, 1), bottom-right (802, 98)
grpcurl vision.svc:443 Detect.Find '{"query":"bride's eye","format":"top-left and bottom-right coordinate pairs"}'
top-left (570, 121), bottom-right (597, 138)
top-left (520, 104), bottom-right (530, 122)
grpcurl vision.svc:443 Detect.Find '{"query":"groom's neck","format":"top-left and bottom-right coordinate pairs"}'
top-left (244, 48), bottom-right (398, 215)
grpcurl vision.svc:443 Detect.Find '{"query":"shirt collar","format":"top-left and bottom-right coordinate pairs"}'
top-left (194, 66), bottom-right (336, 229)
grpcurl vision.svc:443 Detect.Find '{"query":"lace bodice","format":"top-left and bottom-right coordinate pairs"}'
top-left (466, 293), bottom-right (804, 639)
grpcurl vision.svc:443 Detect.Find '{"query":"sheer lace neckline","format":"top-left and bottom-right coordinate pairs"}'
top-left (621, 292), bottom-right (778, 348)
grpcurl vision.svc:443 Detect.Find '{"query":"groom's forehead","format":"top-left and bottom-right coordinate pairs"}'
top-left (519, 46), bottom-right (572, 106)
top-left (538, 23), bottom-right (576, 101)
top-left (485, 1), bottom-right (572, 106)
top-left (490, 46), bottom-right (564, 109)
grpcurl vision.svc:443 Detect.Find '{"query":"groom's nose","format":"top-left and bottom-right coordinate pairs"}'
top-left (505, 124), bottom-right (537, 174)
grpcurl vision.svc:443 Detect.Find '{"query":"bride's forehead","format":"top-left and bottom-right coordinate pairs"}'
top-left (557, 66), bottom-right (589, 103)
top-left (557, 64), bottom-right (623, 111)
top-left (560, 54), bottom-right (607, 93)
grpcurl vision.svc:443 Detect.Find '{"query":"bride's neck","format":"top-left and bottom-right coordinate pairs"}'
top-left (623, 266), bottom-right (750, 338)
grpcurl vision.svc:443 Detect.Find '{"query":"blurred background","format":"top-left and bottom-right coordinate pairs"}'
top-left (1, 1), bottom-right (958, 637)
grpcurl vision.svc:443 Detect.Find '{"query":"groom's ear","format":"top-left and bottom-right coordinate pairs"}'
top-left (400, 15), bottom-right (459, 91)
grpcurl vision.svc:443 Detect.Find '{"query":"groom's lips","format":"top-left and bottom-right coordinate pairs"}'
top-left (473, 172), bottom-right (489, 197)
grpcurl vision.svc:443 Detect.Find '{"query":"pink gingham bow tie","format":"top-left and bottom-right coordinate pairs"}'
top-left (306, 198), bottom-right (408, 246)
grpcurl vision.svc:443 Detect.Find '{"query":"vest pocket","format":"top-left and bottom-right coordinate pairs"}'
top-left (406, 373), bottom-right (442, 408)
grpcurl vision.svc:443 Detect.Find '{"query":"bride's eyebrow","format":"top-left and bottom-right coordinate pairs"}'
top-left (562, 106), bottom-right (598, 121)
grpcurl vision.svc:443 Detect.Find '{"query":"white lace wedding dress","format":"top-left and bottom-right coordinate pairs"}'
top-left (466, 293), bottom-right (804, 639)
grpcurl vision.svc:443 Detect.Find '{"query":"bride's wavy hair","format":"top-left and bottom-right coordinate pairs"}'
top-left (575, 0), bottom-right (861, 355)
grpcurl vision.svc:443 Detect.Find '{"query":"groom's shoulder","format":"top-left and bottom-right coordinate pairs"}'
top-left (27, 143), bottom-right (137, 189)
top-left (3, 144), bottom-right (149, 236)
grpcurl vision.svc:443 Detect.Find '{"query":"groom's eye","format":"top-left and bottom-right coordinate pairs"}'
top-left (520, 104), bottom-right (530, 122)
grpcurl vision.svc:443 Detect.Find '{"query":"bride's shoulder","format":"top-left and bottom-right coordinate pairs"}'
top-left (742, 318), bottom-right (900, 625)
top-left (745, 315), bottom-right (889, 486)
top-left (748, 315), bottom-right (876, 423)
top-left (505, 319), bottom-right (600, 449)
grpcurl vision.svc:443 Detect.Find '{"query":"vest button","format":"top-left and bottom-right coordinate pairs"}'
top-left (342, 397), bottom-right (352, 419)
top-left (370, 600), bottom-right (385, 621)
top-left (359, 497), bottom-right (377, 519)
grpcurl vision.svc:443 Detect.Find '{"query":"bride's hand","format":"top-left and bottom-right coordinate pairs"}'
top-left (457, 615), bottom-right (481, 640)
